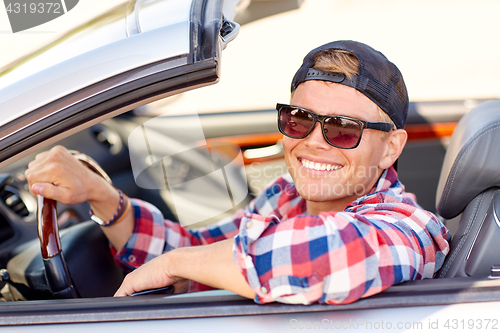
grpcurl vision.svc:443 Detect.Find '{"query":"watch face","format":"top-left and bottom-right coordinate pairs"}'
top-left (90, 215), bottom-right (105, 226)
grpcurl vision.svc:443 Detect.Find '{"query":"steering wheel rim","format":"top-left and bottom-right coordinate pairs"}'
top-left (37, 151), bottom-right (113, 299)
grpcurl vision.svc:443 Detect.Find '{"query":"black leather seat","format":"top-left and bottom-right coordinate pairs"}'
top-left (436, 99), bottom-right (500, 278)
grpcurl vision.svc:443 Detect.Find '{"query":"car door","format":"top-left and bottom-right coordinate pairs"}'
top-left (0, 0), bottom-right (242, 304)
top-left (0, 0), bottom-right (240, 169)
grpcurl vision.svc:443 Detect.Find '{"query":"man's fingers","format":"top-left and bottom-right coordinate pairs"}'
top-left (114, 285), bottom-right (131, 297)
top-left (27, 159), bottom-right (41, 170)
top-left (113, 254), bottom-right (182, 297)
top-left (114, 272), bottom-right (141, 297)
top-left (33, 150), bottom-right (50, 162)
top-left (114, 284), bottom-right (135, 297)
top-left (31, 183), bottom-right (59, 199)
top-left (25, 165), bottom-right (62, 196)
top-left (114, 289), bottom-right (126, 297)
top-left (30, 183), bottom-right (78, 204)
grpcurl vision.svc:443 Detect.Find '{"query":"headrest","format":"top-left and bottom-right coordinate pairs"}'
top-left (436, 99), bottom-right (500, 219)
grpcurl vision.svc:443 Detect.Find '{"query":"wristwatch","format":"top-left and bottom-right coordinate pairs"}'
top-left (90, 214), bottom-right (107, 226)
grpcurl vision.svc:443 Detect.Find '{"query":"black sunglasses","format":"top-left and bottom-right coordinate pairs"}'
top-left (276, 103), bottom-right (394, 149)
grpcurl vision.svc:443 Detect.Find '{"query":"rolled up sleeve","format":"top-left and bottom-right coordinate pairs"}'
top-left (115, 199), bottom-right (243, 271)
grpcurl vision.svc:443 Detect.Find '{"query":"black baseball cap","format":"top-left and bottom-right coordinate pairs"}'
top-left (291, 40), bottom-right (409, 129)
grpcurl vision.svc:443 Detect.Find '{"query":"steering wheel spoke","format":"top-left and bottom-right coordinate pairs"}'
top-left (37, 195), bottom-right (78, 298)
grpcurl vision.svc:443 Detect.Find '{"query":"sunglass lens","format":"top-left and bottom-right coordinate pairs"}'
top-left (324, 117), bottom-right (361, 148)
top-left (279, 106), bottom-right (313, 138)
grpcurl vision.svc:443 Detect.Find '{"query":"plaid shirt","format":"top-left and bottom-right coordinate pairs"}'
top-left (115, 166), bottom-right (450, 304)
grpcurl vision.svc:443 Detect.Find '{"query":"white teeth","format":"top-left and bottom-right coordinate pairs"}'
top-left (300, 159), bottom-right (342, 171)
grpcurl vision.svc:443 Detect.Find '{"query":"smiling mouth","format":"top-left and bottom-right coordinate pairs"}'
top-left (300, 158), bottom-right (343, 171)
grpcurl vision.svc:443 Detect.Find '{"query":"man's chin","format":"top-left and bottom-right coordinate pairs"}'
top-left (297, 187), bottom-right (346, 202)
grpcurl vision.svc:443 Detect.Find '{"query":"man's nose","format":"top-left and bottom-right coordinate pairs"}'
top-left (304, 122), bottom-right (330, 148)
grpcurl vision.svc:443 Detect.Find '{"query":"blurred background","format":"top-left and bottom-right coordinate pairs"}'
top-left (2, 0), bottom-right (499, 105)
top-left (0, 0), bottom-right (126, 66)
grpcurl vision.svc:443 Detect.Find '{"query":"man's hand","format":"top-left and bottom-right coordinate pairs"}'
top-left (114, 252), bottom-right (190, 296)
top-left (114, 239), bottom-right (256, 299)
top-left (25, 145), bottom-right (113, 205)
top-left (25, 145), bottom-right (134, 251)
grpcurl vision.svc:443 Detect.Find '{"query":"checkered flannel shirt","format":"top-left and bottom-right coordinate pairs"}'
top-left (114, 166), bottom-right (450, 304)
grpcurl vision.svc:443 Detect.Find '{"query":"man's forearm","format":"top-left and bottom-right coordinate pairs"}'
top-left (170, 239), bottom-right (255, 299)
top-left (98, 209), bottom-right (134, 251)
top-left (114, 238), bottom-right (255, 298)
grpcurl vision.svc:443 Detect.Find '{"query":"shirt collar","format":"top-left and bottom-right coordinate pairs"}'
top-left (373, 166), bottom-right (399, 192)
top-left (348, 166), bottom-right (404, 208)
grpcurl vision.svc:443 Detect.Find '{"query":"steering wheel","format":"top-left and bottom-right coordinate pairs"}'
top-left (37, 152), bottom-right (114, 299)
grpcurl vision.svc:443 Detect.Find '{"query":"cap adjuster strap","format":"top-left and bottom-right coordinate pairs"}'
top-left (303, 68), bottom-right (357, 89)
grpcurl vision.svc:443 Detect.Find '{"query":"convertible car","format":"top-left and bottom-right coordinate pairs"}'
top-left (1, 0), bottom-right (500, 331)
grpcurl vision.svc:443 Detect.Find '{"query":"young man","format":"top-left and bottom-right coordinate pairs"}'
top-left (26, 40), bottom-right (450, 304)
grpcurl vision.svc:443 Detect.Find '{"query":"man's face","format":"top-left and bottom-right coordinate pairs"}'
top-left (283, 80), bottom-right (393, 209)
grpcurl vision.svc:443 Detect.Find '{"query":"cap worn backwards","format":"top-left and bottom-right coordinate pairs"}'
top-left (291, 40), bottom-right (409, 129)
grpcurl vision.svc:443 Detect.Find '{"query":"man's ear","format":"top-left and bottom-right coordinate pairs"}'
top-left (379, 129), bottom-right (407, 170)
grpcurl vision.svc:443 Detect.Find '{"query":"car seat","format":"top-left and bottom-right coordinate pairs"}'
top-left (435, 99), bottom-right (500, 278)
